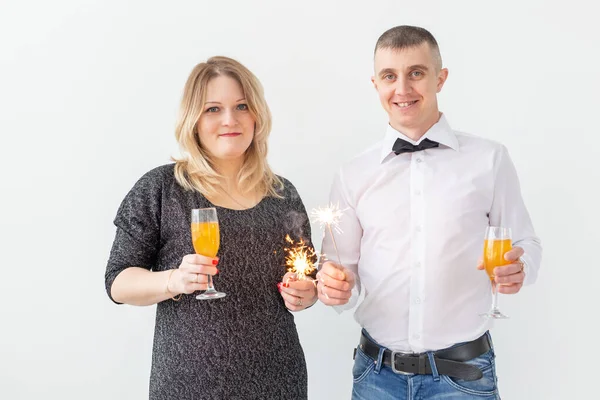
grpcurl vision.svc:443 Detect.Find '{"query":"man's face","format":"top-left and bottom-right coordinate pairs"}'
top-left (372, 43), bottom-right (448, 135)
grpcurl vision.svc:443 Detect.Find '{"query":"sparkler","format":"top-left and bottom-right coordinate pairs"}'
top-left (284, 235), bottom-right (317, 281)
top-left (310, 203), bottom-right (345, 266)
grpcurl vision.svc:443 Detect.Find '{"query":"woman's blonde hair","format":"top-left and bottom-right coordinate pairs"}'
top-left (173, 56), bottom-right (283, 198)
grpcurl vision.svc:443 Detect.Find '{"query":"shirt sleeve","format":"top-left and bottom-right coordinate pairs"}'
top-left (105, 169), bottom-right (163, 304)
top-left (489, 146), bottom-right (542, 285)
top-left (320, 168), bottom-right (364, 313)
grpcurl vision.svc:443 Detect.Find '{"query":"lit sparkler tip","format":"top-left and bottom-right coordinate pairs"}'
top-left (310, 203), bottom-right (346, 234)
top-left (284, 235), bottom-right (317, 281)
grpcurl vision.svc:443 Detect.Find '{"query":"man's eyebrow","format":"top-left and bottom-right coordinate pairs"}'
top-left (409, 64), bottom-right (429, 71)
top-left (378, 65), bottom-right (430, 76)
top-left (378, 68), bottom-right (397, 76)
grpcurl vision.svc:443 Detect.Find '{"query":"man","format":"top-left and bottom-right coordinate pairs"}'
top-left (317, 25), bottom-right (542, 399)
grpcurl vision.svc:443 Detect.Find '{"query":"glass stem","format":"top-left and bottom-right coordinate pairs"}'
top-left (492, 282), bottom-right (499, 311)
top-left (205, 274), bottom-right (216, 292)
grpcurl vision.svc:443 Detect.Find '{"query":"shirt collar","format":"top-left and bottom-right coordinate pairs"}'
top-left (380, 114), bottom-right (460, 163)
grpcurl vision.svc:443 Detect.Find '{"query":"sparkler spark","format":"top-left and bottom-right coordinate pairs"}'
top-left (310, 204), bottom-right (345, 234)
top-left (284, 235), bottom-right (317, 281)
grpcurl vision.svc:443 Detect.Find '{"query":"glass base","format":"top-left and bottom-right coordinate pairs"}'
top-left (196, 290), bottom-right (226, 300)
top-left (480, 309), bottom-right (509, 319)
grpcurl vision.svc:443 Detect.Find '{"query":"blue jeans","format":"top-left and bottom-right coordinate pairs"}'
top-left (352, 331), bottom-right (500, 399)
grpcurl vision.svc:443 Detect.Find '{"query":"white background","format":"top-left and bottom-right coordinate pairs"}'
top-left (1, 1), bottom-right (598, 399)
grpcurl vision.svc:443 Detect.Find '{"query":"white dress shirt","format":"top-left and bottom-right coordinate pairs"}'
top-left (321, 114), bottom-right (542, 353)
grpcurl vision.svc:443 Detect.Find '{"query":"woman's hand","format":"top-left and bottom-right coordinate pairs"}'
top-left (278, 272), bottom-right (318, 311)
top-left (168, 254), bottom-right (219, 295)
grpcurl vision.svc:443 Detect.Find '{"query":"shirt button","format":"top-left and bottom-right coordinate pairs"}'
top-left (415, 298), bottom-right (421, 304)
top-left (414, 190), bottom-right (422, 196)
top-left (415, 226), bottom-right (422, 233)
top-left (415, 261), bottom-right (421, 268)
top-left (413, 334), bottom-right (421, 339)
top-left (416, 158), bottom-right (422, 163)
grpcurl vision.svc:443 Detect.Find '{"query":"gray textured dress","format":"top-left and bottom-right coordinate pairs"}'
top-left (105, 164), bottom-right (314, 400)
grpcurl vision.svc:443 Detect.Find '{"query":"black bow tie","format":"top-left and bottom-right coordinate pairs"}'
top-left (392, 138), bottom-right (439, 155)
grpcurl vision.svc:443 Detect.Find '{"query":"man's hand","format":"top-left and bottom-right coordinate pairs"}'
top-left (316, 261), bottom-right (355, 306)
top-left (477, 246), bottom-right (526, 294)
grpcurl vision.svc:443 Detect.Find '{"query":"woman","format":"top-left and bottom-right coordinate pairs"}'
top-left (105, 56), bottom-right (317, 399)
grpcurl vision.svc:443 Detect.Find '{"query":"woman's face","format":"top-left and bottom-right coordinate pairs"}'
top-left (197, 75), bottom-right (255, 163)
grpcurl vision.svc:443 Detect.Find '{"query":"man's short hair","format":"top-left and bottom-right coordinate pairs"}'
top-left (375, 25), bottom-right (443, 71)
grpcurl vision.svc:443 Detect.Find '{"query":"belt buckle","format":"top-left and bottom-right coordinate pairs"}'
top-left (390, 351), bottom-right (415, 375)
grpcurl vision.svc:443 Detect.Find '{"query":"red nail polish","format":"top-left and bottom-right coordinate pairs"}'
top-left (212, 259), bottom-right (218, 265)
top-left (283, 283), bottom-right (289, 288)
top-left (215, 269), bottom-right (219, 274)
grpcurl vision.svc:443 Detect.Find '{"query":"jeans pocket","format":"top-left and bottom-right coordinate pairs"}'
top-left (441, 349), bottom-right (499, 397)
top-left (352, 348), bottom-right (376, 384)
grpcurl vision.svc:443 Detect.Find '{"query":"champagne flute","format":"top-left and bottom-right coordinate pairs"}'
top-left (191, 208), bottom-right (225, 300)
top-left (480, 226), bottom-right (511, 319)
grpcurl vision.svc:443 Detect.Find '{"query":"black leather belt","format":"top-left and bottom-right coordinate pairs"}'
top-left (356, 332), bottom-right (491, 381)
